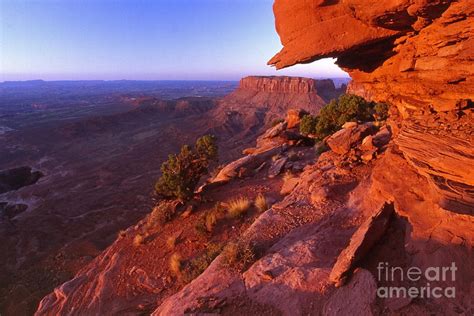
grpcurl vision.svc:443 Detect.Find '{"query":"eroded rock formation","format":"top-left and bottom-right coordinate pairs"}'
top-left (31, 2), bottom-right (474, 315)
top-left (269, 0), bottom-right (473, 113)
top-left (270, 0), bottom-right (474, 214)
top-left (220, 76), bottom-right (344, 124)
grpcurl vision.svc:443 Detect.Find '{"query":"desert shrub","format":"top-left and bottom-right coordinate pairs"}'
top-left (169, 253), bottom-right (182, 277)
top-left (205, 212), bottom-right (218, 232)
top-left (182, 243), bottom-right (223, 283)
top-left (221, 241), bottom-right (257, 272)
top-left (155, 135), bottom-right (218, 201)
top-left (227, 197), bottom-right (251, 218)
top-left (315, 94), bottom-right (375, 139)
top-left (194, 203), bottom-right (225, 235)
top-left (195, 134), bottom-right (218, 162)
top-left (374, 102), bottom-right (389, 121)
top-left (147, 203), bottom-right (176, 228)
top-left (299, 114), bottom-right (319, 136)
top-left (194, 215), bottom-right (208, 236)
top-left (255, 194), bottom-right (268, 213)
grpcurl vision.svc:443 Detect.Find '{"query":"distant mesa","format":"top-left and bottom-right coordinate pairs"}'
top-left (238, 76), bottom-right (345, 103)
top-left (214, 76), bottom-right (346, 129)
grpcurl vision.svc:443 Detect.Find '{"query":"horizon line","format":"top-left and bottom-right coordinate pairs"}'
top-left (1, 75), bottom-right (351, 84)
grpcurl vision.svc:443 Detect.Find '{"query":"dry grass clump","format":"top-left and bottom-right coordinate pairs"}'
top-left (167, 235), bottom-right (178, 249)
top-left (227, 197), bottom-right (251, 218)
top-left (167, 231), bottom-right (182, 249)
top-left (283, 170), bottom-right (295, 183)
top-left (181, 243), bottom-right (222, 283)
top-left (195, 203), bottom-right (226, 235)
top-left (133, 234), bottom-right (145, 246)
top-left (221, 241), bottom-right (257, 272)
top-left (254, 194), bottom-right (268, 213)
top-left (118, 230), bottom-right (127, 239)
top-left (205, 212), bottom-right (218, 232)
top-left (169, 253), bottom-right (182, 277)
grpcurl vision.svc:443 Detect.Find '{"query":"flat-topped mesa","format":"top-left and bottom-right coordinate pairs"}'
top-left (239, 76), bottom-right (335, 94)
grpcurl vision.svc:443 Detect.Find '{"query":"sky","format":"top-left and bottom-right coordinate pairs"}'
top-left (0, 0), bottom-right (348, 81)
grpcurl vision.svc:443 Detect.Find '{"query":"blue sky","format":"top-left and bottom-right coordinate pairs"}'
top-left (0, 0), bottom-right (348, 81)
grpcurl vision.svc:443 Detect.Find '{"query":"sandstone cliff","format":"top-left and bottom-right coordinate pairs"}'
top-left (32, 2), bottom-right (474, 315)
top-left (227, 76), bottom-right (343, 109)
top-left (204, 76), bottom-right (344, 158)
top-left (151, 2), bottom-right (473, 314)
top-left (269, 0), bottom-right (474, 214)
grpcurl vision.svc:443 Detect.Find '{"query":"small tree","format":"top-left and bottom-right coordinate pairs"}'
top-left (155, 135), bottom-right (218, 201)
top-left (374, 102), bottom-right (389, 121)
top-left (196, 134), bottom-right (218, 163)
top-left (299, 115), bottom-right (319, 136)
top-left (315, 94), bottom-right (375, 139)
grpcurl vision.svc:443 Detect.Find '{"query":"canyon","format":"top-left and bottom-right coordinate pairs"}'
top-left (0, 77), bottom-right (341, 315)
top-left (4, 0), bottom-right (474, 315)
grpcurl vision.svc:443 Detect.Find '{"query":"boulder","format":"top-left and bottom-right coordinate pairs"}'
top-left (372, 126), bottom-right (391, 147)
top-left (342, 122), bottom-right (358, 129)
top-left (329, 203), bottom-right (394, 287)
top-left (327, 123), bottom-right (377, 155)
top-left (213, 145), bottom-right (287, 183)
top-left (268, 156), bottom-right (288, 178)
top-left (262, 121), bottom-right (287, 139)
top-left (280, 177), bottom-right (299, 195)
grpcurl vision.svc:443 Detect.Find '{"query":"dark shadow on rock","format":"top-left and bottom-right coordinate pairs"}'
top-left (0, 166), bottom-right (43, 194)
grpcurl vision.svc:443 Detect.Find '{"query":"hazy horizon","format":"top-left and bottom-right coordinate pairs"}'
top-left (1, 0), bottom-right (348, 81)
top-left (1, 75), bottom-right (351, 84)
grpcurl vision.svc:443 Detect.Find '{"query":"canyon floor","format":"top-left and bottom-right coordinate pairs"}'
top-left (0, 77), bottom-right (345, 314)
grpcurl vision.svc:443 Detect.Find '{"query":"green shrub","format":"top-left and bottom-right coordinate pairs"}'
top-left (315, 94), bottom-right (375, 139)
top-left (196, 134), bottom-right (218, 162)
top-left (374, 102), bottom-right (389, 121)
top-left (299, 115), bottom-right (319, 136)
top-left (155, 135), bottom-right (218, 201)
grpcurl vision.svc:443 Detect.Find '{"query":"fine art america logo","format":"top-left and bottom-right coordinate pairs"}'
top-left (377, 262), bottom-right (457, 299)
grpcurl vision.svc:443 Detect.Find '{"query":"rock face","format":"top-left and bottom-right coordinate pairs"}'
top-left (269, 1), bottom-right (473, 113)
top-left (240, 76), bottom-right (336, 96)
top-left (206, 76), bottom-right (344, 159)
top-left (269, 0), bottom-right (474, 212)
top-left (324, 269), bottom-right (377, 316)
top-left (329, 203), bottom-right (394, 287)
top-left (29, 3), bottom-right (474, 316)
top-left (220, 76), bottom-right (344, 125)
